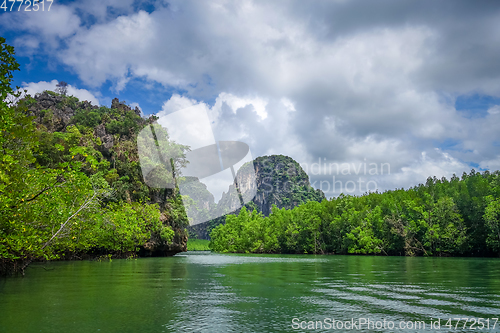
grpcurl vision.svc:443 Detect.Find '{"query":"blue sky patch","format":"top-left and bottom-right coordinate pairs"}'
top-left (455, 94), bottom-right (500, 119)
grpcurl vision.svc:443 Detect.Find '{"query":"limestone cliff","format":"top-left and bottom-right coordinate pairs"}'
top-left (230, 155), bottom-right (325, 215)
top-left (26, 91), bottom-right (187, 255)
top-left (187, 155), bottom-right (325, 239)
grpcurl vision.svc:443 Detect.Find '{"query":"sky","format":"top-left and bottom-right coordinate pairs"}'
top-left (2, 0), bottom-right (500, 199)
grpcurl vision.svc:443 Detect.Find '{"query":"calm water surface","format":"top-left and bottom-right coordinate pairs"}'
top-left (1, 253), bottom-right (499, 332)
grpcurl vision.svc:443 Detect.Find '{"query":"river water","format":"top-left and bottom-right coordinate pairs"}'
top-left (1, 252), bottom-right (499, 332)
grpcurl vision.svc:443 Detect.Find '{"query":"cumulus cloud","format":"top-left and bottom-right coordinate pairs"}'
top-left (129, 102), bottom-right (144, 117)
top-left (213, 93), bottom-right (268, 120)
top-left (60, 10), bottom-right (156, 90)
top-left (18, 80), bottom-right (100, 105)
top-left (0, 5), bottom-right (81, 53)
top-left (158, 94), bottom-right (200, 115)
top-left (4, 0), bottom-right (500, 196)
top-left (488, 105), bottom-right (500, 115)
top-left (9, 6), bottom-right (80, 38)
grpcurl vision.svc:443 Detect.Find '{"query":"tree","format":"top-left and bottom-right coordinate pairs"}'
top-left (484, 196), bottom-right (500, 255)
top-left (346, 206), bottom-right (386, 255)
top-left (56, 81), bottom-right (68, 96)
top-left (0, 39), bottom-right (105, 275)
top-left (0, 36), bottom-right (37, 217)
top-left (425, 197), bottom-right (467, 255)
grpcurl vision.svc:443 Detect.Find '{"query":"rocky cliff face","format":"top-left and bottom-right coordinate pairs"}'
top-left (179, 176), bottom-right (217, 221)
top-left (28, 93), bottom-right (141, 157)
top-left (187, 155), bottom-right (325, 239)
top-left (28, 91), bottom-right (88, 131)
top-left (140, 213), bottom-right (188, 256)
top-left (26, 91), bottom-right (187, 255)
top-left (231, 155), bottom-right (325, 216)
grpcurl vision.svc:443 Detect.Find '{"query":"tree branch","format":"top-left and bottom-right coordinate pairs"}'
top-left (26, 175), bottom-right (65, 203)
top-left (41, 191), bottom-right (97, 250)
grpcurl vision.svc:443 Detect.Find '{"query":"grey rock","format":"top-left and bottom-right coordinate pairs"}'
top-left (187, 155), bottom-right (326, 239)
top-left (95, 123), bottom-right (106, 138)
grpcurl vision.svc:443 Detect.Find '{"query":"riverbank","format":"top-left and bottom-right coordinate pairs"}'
top-left (186, 239), bottom-right (211, 251)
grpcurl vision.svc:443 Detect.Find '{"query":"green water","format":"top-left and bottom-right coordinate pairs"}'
top-left (1, 253), bottom-right (499, 332)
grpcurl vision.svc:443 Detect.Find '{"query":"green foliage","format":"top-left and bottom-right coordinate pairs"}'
top-left (346, 206), bottom-right (385, 254)
top-left (0, 38), bottom-right (190, 275)
top-left (187, 239), bottom-right (210, 251)
top-left (89, 202), bottom-right (163, 253)
top-left (1, 168), bottom-right (108, 262)
top-left (0, 37), bottom-right (19, 100)
top-left (35, 125), bottom-right (110, 173)
top-left (105, 111), bottom-right (142, 136)
top-left (73, 109), bottom-right (102, 129)
top-left (211, 170), bottom-right (500, 257)
top-left (484, 196), bottom-right (500, 254)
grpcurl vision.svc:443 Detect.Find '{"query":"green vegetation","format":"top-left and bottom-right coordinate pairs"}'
top-left (187, 239), bottom-right (211, 251)
top-left (187, 155), bottom-right (325, 239)
top-left (242, 155), bottom-right (325, 215)
top-left (0, 38), bottom-right (189, 276)
top-left (210, 170), bottom-right (500, 257)
top-left (2, 34), bottom-right (499, 278)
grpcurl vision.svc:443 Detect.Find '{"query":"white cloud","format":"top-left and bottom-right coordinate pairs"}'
top-left (211, 93), bottom-right (268, 120)
top-left (309, 148), bottom-right (470, 197)
top-left (157, 101), bottom-right (215, 150)
top-left (158, 94), bottom-right (200, 115)
top-left (281, 98), bottom-right (296, 112)
top-left (395, 150), bottom-right (468, 186)
top-left (1, 5), bottom-right (81, 53)
top-left (480, 156), bottom-right (500, 170)
top-left (60, 10), bottom-right (156, 89)
top-left (4, 0), bottom-right (500, 196)
top-left (130, 102), bottom-right (144, 117)
top-left (13, 36), bottom-right (40, 50)
top-left (488, 105), bottom-right (500, 115)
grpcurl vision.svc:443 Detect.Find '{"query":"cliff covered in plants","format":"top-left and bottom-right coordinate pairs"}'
top-left (0, 38), bottom-right (189, 275)
top-left (233, 155), bottom-right (325, 216)
top-left (188, 155), bottom-right (325, 239)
